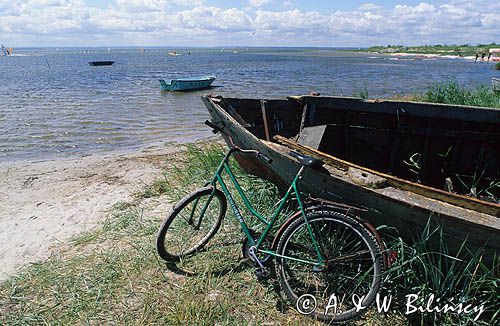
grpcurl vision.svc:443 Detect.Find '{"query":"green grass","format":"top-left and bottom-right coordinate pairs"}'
top-left (350, 80), bottom-right (500, 109)
top-left (381, 221), bottom-right (499, 325)
top-left (352, 86), bottom-right (369, 99)
top-left (0, 143), bottom-right (497, 325)
top-left (414, 80), bottom-right (500, 108)
top-left (373, 80), bottom-right (500, 109)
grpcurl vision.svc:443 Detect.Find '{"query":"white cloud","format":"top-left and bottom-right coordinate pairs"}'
top-left (482, 13), bottom-right (500, 27)
top-left (170, 0), bottom-right (205, 5)
top-left (248, 0), bottom-right (271, 8)
top-left (116, 0), bottom-right (167, 12)
top-left (254, 9), bottom-right (326, 34)
top-left (174, 7), bottom-right (252, 32)
top-left (414, 2), bottom-right (435, 13)
top-left (114, 0), bottom-right (204, 12)
top-left (0, 1), bottom-right (498, 46)
top-left (359, 3), bottom-right (382, 11)
top-left (24, 0), bottom-right (68, 9)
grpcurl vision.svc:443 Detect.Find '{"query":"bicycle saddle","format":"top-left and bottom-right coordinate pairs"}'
top-left (288, 151), bottom-right (324, 168)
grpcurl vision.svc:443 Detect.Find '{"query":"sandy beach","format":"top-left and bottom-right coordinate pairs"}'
top-left (375, 52), bottom-right (462, 60)
top-left (381, 52), bottom-right (483, 61)
top-left (0, 146), bottom-right (177, 281)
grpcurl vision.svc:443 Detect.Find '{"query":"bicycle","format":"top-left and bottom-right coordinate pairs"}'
top-left (156, 120), bottom-right (385, 322)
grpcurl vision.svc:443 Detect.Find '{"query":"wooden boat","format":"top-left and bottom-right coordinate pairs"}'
top-left (201, 94), bottom-right (500, 260)
top-left (89, 61), bottom-right (114, 66)
top-left (493, 78), bottom-right (500, 92)
top-left (159, 76), bottom-right (216, 92)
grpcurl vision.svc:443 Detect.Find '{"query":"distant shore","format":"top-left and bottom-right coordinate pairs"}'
top-left (373, 51), bottom-right (478, 61)
top-left (347, 43), bottom-right (497, 53)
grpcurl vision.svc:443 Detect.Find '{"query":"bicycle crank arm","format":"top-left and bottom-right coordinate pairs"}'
top-left (248, 246), bottom-right (266, 269)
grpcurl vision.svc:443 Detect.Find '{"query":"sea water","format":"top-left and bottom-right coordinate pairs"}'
top-left (0, 47), bottom-right (496, 163)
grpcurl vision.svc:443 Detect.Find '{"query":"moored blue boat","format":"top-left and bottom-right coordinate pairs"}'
top-left (159, 76), bottom-right (216, 91)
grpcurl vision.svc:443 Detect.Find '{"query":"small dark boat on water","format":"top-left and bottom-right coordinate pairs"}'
top-left (89, 61), bottom-right (114, 66)
top-left (202, 94), bottom-right (500, 260)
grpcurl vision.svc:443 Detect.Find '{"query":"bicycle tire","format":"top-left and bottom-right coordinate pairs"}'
top-left (275, 210), bottom-right (383, 322)
top-left (156, 187), bottom-right (226, 262)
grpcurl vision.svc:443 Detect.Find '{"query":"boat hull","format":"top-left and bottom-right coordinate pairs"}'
top-left (159, 76), bottom-right (216, 91)
top-left (201, 95), bottom-right (500, 261)
top-left (89, 61), bottom-right (114, 66)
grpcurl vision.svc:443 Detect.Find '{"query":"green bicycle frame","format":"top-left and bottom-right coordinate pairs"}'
top-left (208, 149), bottom-right (325, 267)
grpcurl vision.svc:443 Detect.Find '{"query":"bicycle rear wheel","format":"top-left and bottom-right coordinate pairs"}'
top-left (275, 210), bottom-right (383, 322)
top-left (156, 187), bottom-right (226, 262)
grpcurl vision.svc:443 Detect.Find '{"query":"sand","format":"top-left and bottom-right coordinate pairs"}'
top-left (386, 52), bottom-right (484, 61)
top-left (0, 146), bottom-right (177, 281)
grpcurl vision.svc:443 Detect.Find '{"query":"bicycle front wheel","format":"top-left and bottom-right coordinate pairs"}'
top-left (156, 187), bottom-right (226, 262)
top-left (275, 210), bottom-right (383, 322)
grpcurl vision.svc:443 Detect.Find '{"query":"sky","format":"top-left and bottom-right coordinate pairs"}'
top-left (0, 0), bottom-right (499, 47)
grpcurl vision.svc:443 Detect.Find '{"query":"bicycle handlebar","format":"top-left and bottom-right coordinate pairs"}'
top-left (204, 119), bottom-right (273, 165)
top-left (231, 147), bottom-right (273, 165)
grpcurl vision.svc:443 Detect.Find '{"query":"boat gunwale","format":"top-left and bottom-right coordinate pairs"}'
top-left (288, 95), bottom-right (500, 124)
top-left (275, 135), bottom-right (499, 217)
top-left (170, 76), bottom-right (216, 82)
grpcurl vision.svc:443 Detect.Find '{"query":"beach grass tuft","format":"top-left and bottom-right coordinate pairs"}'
top-left (352, 86), bottom-right (369, 99)
top-left (385, 80), bottom-right (500, 108)
top-left (381, 220), bottom-right (499, 325)
top-left (416, 80), bottom-right (500, 108)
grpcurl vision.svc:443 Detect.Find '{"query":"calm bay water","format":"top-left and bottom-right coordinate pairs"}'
top-left (0, 47), bottom-right (497, 163)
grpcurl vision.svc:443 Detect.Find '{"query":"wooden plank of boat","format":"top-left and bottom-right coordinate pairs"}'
top-left (159, 76), bottom-right (216, 92)
top-left (493, 78), bottom-right (500, 92)
top-left (275, 135), bottom-right (499, 217)
top-left (89, 61), bottom-right (114, 66)
top-left (201, 94), bottom-right (500, 261)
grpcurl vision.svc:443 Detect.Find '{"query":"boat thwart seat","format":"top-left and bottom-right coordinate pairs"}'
top-left (289, 151), bottom-right (324, 168)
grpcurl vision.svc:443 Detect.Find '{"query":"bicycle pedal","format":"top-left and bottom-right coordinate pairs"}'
top-left (255, 267), bottom-right (270, 278)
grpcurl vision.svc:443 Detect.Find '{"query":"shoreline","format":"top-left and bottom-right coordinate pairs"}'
top-left (383, 52), bottom-right (475, 60)
top-left (0, 137), bottom-right (217, 168)
top-left (0, 144), bottom-right (179, 281)
top-left (365, 51), bottom-right (500, 62)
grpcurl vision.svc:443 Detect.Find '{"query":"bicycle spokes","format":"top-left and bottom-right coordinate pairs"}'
top-left (276, 212), bottom-right (383, 321)
top-left (157, 188), bottom-right (226, 261)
